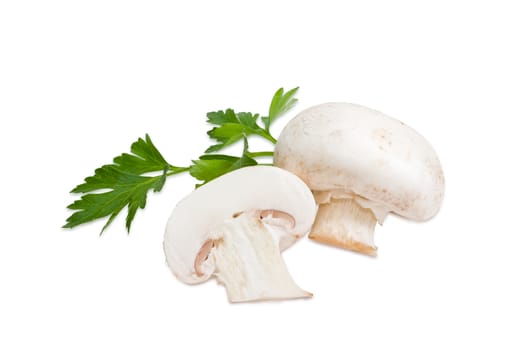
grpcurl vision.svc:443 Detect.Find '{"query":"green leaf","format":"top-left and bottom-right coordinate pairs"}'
top-left (262, 87), bottom-right (299, 131)
top-left (237, 112), bottom-right (260, 129)
top-left (112, 134), bottom-right (171, 174)
top-left (205, 110), bottom-right (274, 152)
top-left (189, 153), bottom-right (257, 185)
top-left (206, 109), bottom-right (238, 125)
top-left (64, 134), bottom-right (187, 233)
top-left (65, 166), bottom-right (165, 233)
top-left (65, 87), bottom-right (300, 234)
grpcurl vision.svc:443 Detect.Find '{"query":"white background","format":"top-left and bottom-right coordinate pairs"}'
top-left (1, 1), bottom-right (524, 349)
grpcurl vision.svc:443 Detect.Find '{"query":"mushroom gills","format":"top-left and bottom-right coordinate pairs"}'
top-left (309, 194), bottom-right (379, 256)
top-left (206, 211), bottom-right (311, 302)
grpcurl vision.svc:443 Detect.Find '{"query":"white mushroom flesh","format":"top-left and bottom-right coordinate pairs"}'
top-left (208, 210), bottom-right (310, 302)
top-left (163, 166), bottom-right (317, 302)
top-left (310, 189), bottom-right (390, 255)
top-left (310, 196), bottom-right (378, 256)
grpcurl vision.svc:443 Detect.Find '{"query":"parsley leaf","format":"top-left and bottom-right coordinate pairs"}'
top-left (262, 87), bottom-right (299, 131)
top-left (111, 134), bottom-right (173, 174)
top-left (64, 87), bottom-right (300, 234)
top-left (63, 134), bottom-right (187, 233)
top-left (205, 110), bottom-right (275, 153)
top-left (190, 138), bottom-right (257, 184)
top-left (205, 87), bottom-right (299, 153)
top-left (190, 154), bottom-right (257, 184)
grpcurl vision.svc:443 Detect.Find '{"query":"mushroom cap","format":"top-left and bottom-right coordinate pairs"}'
top-left (274, 103), bottom-right (444, 221)
top-left (163, 165), bottom-right (317, 284)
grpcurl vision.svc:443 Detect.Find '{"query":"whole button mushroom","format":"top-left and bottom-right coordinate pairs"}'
top-left (274, 103), bottom-right (444, 256)
top-left (163, 166), bottom-right (317, 302)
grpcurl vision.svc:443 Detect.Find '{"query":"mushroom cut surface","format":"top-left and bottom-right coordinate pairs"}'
top-left (163, 166), bottom-right (317, 302)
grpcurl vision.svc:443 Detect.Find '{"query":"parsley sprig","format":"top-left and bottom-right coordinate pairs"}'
top-left (64, 87), bottom-right (299, 233)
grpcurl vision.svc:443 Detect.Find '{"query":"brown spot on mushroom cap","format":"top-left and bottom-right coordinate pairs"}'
top-left (372, 128), bottom-right (394, 153)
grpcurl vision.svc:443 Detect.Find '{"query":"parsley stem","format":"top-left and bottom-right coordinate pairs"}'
top-left (267, 135), bottom-right (277, 143)
top-left (167, 166), bottom-right (190, 176)
top-left (246, 151), bottom-right (274, 158)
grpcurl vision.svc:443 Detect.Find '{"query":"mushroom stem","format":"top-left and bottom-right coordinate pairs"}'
top-left (209, 211), bottom-right (311, 302)
top-left (309, 197), bottom-right (378, 256)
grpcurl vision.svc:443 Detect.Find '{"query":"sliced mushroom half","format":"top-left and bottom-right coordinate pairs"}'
top-left (163, 166), bottom-right (317, 302)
